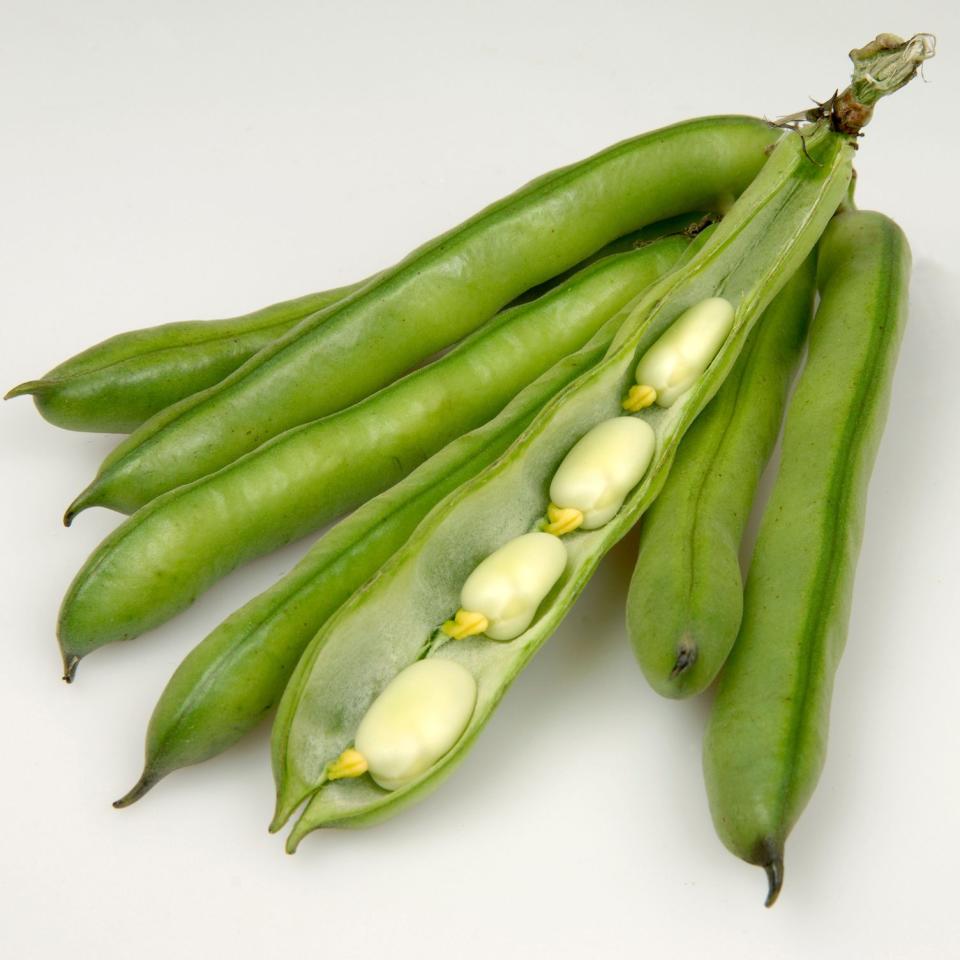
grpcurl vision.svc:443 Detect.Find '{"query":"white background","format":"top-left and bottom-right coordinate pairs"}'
top-left (2, 2), bottom-right (958, 957)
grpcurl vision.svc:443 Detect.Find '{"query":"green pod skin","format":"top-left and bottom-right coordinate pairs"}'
top-left (113, 249), bottom-right (686, 806)
top-left (114, 360), bottom-right (563, 807)
top-left (67, 116), bottom-right (780, 517)
top-left (515, 211), bottom-right (718, 304)
top-left (269, 121), bottom-right (856, 847)
top-left (5, 285), bottom-right (365, 434)
top-left (627, 253), bottom-right (816, 698)
top-left (6, 213), bottom-right (708, 436)
top-left (702, 211), bottom-right (910, 906)
top-left (58, 239), bottom-right (689, 678)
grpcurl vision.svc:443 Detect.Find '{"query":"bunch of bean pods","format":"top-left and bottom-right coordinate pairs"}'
top-left (6, 34), bottom-right (933, 906)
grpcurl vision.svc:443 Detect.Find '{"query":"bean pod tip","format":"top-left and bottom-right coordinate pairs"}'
top-left (4, 379), bottom-right (50, 401)
top-left (61, 653), bottom-right (80, 684)
top-left (269, 796), bottom-right (300, 835)
top-left (112, 773), bottom-right (157, 809)
top-left (284, 811), bottom-right (324, 854)
top-left (63, 485), bottom-right (98, 527)
top-left (763, 849), bottom-right (785, 908)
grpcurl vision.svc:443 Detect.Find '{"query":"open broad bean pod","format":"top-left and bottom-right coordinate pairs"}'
top-left (271, 116), bottom-right (855, 848)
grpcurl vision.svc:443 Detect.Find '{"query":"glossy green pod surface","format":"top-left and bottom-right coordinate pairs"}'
top-left (702, 211), bottom-right (911, 906)
top-left (114, 242), bottom-right (687, 804)
top-left (8, 214), bottom-right (709, 436)
top-left (270, 121), bottom-right (854, 847)
top-left (68, 116), bottom-right (779, 516)
top-left (6, 285), bottom-right (365, 433)
top-left (627, 253), bottom-right (815, 698)
top-left (58, 239), bottom-right (688, 676)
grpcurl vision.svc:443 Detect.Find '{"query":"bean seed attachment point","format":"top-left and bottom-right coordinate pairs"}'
top-left (326, 748), bottom-right (369, 782)
top-left (441, 609), bottom-right (489, 640)
top-left (543, 504), bottom-right (584, 537)
top-left (622, 384), bottom-right (657, 412)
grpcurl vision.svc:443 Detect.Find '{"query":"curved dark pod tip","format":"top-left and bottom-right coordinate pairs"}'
top-left (113, 773), bottom-right (158, 809)
top-left (63, 485), bottom-right (98, 527)
top-left (762, 841), bottom-right (784, 907)
top-left (62, 654), bottom-right (80, 684)
top-left (4, 379), bottom-right (50, 401)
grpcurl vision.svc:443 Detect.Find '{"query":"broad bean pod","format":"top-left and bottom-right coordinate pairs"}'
top-left (5, 285), bottom-right (366, 433)
top-left (66, 116), bottom-right (780, 517)
top-left (58, 239), bottom-right (687, 678)
top-left (270, 117), bottom-right (856, 847)
top-left (702, 210), bottom-right (910, 906)
top-left (627, 253), bottom-right (815, 698)
top-left (7, 213), bottom-right (708, 435)
top-left (114, 254), bottom-right (687, 804)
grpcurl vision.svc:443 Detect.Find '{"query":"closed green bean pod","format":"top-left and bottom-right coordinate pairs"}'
top-left (702, 210), bottom-right (911, 906)
top-left (58, 239), bottom-right (687, 677)
top-left (66, 116), bottom-right (781, 517)
top-left (5, 286), bottom-right (366, 433)
top-left (627, 253), bottom-right (815, 698)
top-left (7, 214), bottom-right (709, 436)
top-left (270, 101), bottom-right (869, 846)
top-left (114, 251), bottom-right (686, 804)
